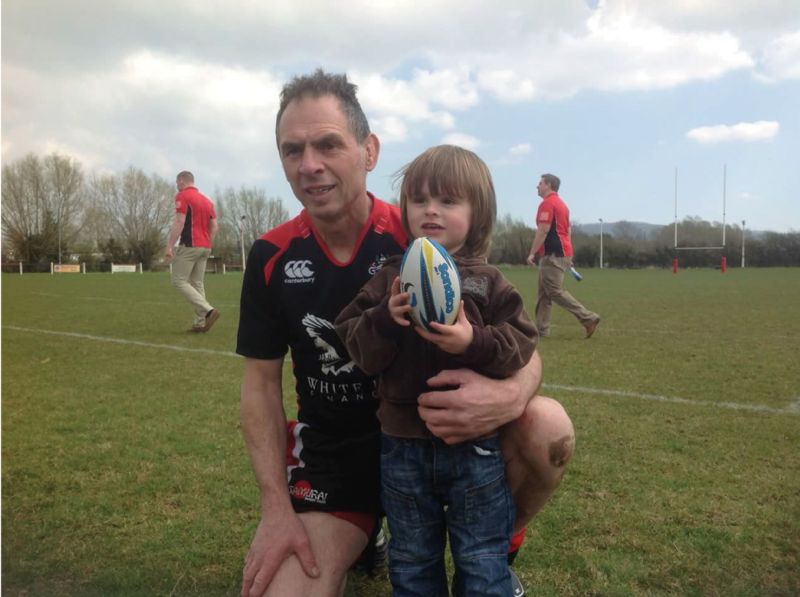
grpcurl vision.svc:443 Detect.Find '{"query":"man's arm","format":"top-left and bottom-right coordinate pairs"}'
top-left (526, 222), bottom-right (549, 266)
top-left (240, 358), bottom-right (319, 597)
top-left (417, 350), bottom-right (543, 444)
top-left (334, 269), bottom-right (401, 376)
top-left (209, 217), bottom-right (219, 244)
top-left (164, 213), bottom-right (185, 260)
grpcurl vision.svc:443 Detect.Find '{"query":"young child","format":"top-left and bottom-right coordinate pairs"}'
top-left (335, 145), bottom-right (538, 596)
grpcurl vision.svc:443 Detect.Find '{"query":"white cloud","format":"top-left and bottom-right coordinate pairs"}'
top-left (352, 72), bottom-right (458, 142)
top-left (610, 1), bottom-right (800, 48)
top-left (441, 133), bottom-right (481, 151)
top-left (477, 70), bottom-right (537, 102)
top-left (1, 50), bottom-right (283, 184)
top-left (411, 67), bottom-right (480, 110)
top-left (758, 30), bottom-right (800, 81)
top-left (508, 143), bottom-right (531, 156)
top-left (121, 51), bottom-right (280, 112)
top-left (686, 121), bottom-right (780, 143)
top-left (371, 116), bottom-right (409, 144)
top-left (471, 6), bottom-right (755, 102)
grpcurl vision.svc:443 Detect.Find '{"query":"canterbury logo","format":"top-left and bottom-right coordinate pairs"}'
top-left (284, 260), bottom-right (314, 280)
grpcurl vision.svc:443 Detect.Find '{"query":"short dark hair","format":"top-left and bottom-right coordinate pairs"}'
top-left (541, 173), bottom-right (560, 192)
top-left (396, 145), bottom-right (497, 258)
top-left (176, 171), bottom-right (194, 183)
top-left (275, 69), bottom-right (371, 144)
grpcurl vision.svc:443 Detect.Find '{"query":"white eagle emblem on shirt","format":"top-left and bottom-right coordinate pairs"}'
top-left (302, 313), bottom-right (356, 376)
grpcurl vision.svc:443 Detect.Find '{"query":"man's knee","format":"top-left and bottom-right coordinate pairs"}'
top-left (548, 432), bottom-right (574, 468)
top-left (264, 513), bottom-right (366, 596)
top-left (503, 396), bottom-right (575, 472)
top-left (501, 397), bottom-right (575, 528)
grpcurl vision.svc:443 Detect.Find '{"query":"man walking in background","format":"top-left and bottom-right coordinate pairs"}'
top-left (527, 173), bottom-right (600, 338)
top-left (165, 170), bottom-right (220, 333)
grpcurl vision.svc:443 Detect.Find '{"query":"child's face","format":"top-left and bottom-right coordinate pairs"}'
top-left (406, 182), bottom-right (472, 254)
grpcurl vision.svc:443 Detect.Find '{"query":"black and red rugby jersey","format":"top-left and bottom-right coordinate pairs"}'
top-left (236, 196), bottom-right (407, 434)
top-left (175, 186), bottom-right (216, 248)
top-left (536, 192), bottom-right (573, 258)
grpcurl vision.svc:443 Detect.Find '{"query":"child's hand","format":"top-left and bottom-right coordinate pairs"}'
top-left (415, 301), bottom-right (473, 355)
top-left (388, 276), bottom-right (412, 327)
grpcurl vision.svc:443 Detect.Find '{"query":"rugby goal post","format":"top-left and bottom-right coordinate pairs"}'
top-left (672, 165), bottom-right (730, 272)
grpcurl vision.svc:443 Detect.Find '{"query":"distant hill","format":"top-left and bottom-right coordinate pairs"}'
top-left (574, 221), bottom-right (770, 240)
top-left (574, 221), bottom-right (664, 239)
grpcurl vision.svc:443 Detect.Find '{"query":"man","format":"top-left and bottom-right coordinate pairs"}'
top-left (237, 71), bottom-right (575, 597)
top-left (527, 174), bottom-right (600, 338)
top-left (165, 171), bottom-right (220, 333)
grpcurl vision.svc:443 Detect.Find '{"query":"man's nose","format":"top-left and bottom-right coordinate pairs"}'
top-left (298, 149), bottom-right (323, 175)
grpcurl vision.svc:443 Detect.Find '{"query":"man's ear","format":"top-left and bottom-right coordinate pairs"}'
top-left (364, 134), bottom-right (380, 172)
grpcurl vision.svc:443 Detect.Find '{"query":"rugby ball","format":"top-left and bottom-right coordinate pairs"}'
top-left (399, 237), bottom-right (461, 331)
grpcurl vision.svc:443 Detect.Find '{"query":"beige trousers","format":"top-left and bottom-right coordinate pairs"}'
top-left (536, 255), bottom-right (598, 335)
top-left (171, 246), bottom-right (213, 325)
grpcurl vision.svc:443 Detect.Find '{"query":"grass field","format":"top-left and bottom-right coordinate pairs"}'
top-left (2, 267), bottom-right (799, 596)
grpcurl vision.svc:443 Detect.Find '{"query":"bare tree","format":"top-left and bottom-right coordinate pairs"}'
top-left (88, 167), bottom-right (173, 268)
top-left (215, 186), bottom-right (289, 263)
top-left (2, 153), bottom-right (85, 263)
top-left (489, 214), bottom-right (534, 264)
top-left (46, 154), bottom-right (85, 262)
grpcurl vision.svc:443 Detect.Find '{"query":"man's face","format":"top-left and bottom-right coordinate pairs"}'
top-left (277, 95), bottom-right (378, 223)
top-left (537, 178), bottom-right (551, 198)
top-left (176, 177), bottom-right (188, 191)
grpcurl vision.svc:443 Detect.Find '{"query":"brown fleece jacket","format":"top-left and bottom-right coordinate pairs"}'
top-left (335, 255), bottom-right (538, 439)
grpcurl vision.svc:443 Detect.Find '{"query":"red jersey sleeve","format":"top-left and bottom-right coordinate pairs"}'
top-left (536, 201), bottom-right (552, 226)
top-left (175, 191), bottom-right (187, 214)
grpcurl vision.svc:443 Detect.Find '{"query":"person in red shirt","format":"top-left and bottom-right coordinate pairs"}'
top-left (165, 171), bottom-right (220, 332)
top-left (527, 174), bottom-right (600, 338)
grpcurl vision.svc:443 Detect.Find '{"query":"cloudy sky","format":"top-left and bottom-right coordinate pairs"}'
top-left (3, 0), bottom-right (799, 233)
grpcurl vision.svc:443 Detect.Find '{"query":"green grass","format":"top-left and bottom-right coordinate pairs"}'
top-left (3, 268), bottom-right (799, 596)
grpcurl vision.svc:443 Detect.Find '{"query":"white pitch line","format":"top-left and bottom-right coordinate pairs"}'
top-left (544, 383), bottom-right (799, 416)
top-left (4, 325), bottom-right (797, 415)
top-left (4, 325), bottom-right (238, 357)
top-left (546, 323), bottom-right (793, 341)
top-left (30, 292), bottom-right (240, 308)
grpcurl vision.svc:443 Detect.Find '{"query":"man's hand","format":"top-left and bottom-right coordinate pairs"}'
top-left (241, 512), bottom-right (319, 597)
top-left (415, 301), bottom-right (472, 354)
top-left (417, 352), bottom-right (542, 444)
top-left (526, 252), bottom-right (537, 266)
top-left (417, 369), bottom-right (525, 444)
top-left (164, 247), bottom-right (174, 262)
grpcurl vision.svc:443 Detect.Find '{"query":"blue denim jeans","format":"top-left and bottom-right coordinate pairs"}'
top-left (380, 434), bottom-right (514, 597)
